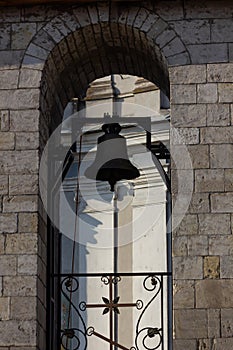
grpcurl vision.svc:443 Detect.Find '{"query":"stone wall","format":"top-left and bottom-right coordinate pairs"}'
top-left (0, 1), bottom-right (232, 349)
top-left (170, 63), bottom-right (233, 349)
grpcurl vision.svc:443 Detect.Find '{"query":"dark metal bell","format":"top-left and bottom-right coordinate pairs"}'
top-left (85, 123), bottom-right (140, 191)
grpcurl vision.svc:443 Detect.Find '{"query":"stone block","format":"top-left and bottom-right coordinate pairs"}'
top-left (188, 145), bottom-right (209, 169)
top-left (0, 70), bottom-right (19, 89)
top-left (174, 309), bottom-right (207, 339)
top-left (9, 175), bottom-right (38, 195)
top-left (209, 235), bottom-right (233, 255)
top-left (189, 193), bottom-right (210, 214)
top-left (171, 104), bottom-right (206, 127)
top-left (201, 125), bottom-right (233, 143)
top-left (211, 19), bottom-right (233, 43)
top-left (207, 63), bottom-right (233, 83)
top-left (171, 127), bottom-right (199, 145)
top-left (204, 256), bottom-right (220, 279)
top-left (208, 309), bottom-right (220, 338)
top-left (171, 84), bottom-right (196, 104)
top-left (0, 320), bottom-right (36, 346)
top-left (218, 83), bottom-right (233, 103)
top-left (225, 169), bottom-right (233, 191)
top-left (175, 215), bottom-right (198, 236)
top-left (171, 169), bottom-right (194, 194)
top-left (0, 110), bottom-right (9, 131)
top-left (211, 193), bottom-right (233, 213)
top-left (162, 37), bottom-right (186, 57)
top-left (229, 40), bottom-right (233, 62)
top-left (215, 338), bottom-right (233, 349)
top-left (221, 309), bottom-right (233, 338)
top-left (11, 23), bottom-right (37, 50)
top-left (3, 195), bottom-right (37, 213)
top-left (220, 255), bottom-right (233, 278)
top-left (188, 235), bottom-right (208, 256)
top-left (21, 55), bottom-right (44, 71)
top-left (0, 176), bottom-right (8, 195)
top-left (27, 42), bottom-right (49, 60)
top-left (173, 236), bottom-right (188, 256)
top-left (0, 234), bottom-right (4, 254)
top-left (184, 1), bottom-right (233, 19)
top-left (195, 169), bottom-right (224, 192)
top-left (0, 50), bottom-right (24, 70)
top-left (73, 6), bottom-right (91, 27)
top-left (10, 110), bottom-right (39, 132)
top-left (18, 213), bottom-right (38, 233)
top-left (207, 103), bottom-right (230, 126)
top-left (173, 339), bottom-right (196, 350)
top-left (188, 43), bottom-right (228, 64)
top-left (0, 213), bottom-right (17, 233)
top-left (210, 144), bottom-right (233, 168)
top-left (19, 69), bottom-right (42, 89)
top-left (173, 256), bottom-right (203, 279)
top-left (22, 5), bottom-right (60, 22)
top-left (169, 64), bottom-right (206, 84)
top-left (173, 280), bottom-right (194, 309)
top-left (147, 17), bottom-right (167, 38)
top-left (17, 255), bottom-right (37, 275)
top-left (15, 132), bottom-right (39, 150)
top-left (0, 7), bottom-right (20, 22)
top-left (5, 234), bottom-right (37, 255)
top-left (156, 28), bottom-right (176, 49)
top-left (170, 19), bottom-right (210, 45)
top-left (199, 213), bottom-right (230, 235)
top-left (0, 89), bottom-right (40, 110)
top-left (154, 1), bottom-right (184, 20)
top-left (3, 276), bottom-right (37, 297)
top-left (167, 52), bottom-right (191, 66)
top-left (0, 24), bottom-right (11, 50)
top-left (196, 280), bottom-right (233, 308)
top-left (171, 144), bottom-right (209, 169)
top-left (0, 297), bottom-right (10, 320)
top-left (10, 296), bottom-right (37, 320)
top-left (0, 256), bottom-right (16, 276)
top-left (0, 132), bottom-right (15, 150)
top-left (197, 83), bottom-right (218, 103)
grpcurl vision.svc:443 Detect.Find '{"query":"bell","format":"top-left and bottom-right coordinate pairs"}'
top-left (85, 123), bottom-right (140, 191)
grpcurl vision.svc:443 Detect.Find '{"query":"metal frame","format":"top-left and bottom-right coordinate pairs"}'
top-left (58, 272), bottom-right (171, 350)
top-left (47, 116), bottom-right (172, 350)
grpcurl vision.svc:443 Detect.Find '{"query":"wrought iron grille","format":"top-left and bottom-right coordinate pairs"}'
top-left (55, 272), bottom-right (171, 350)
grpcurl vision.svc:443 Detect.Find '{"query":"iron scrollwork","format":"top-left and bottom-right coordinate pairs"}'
top-left (60, 276), bottom-right (87, 350)
top-left (59, 273), bottom-right (167, 350)
top-left (132, 275), bottom-right (163, 350)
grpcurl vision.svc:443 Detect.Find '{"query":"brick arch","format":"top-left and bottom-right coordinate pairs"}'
top-left (20, 3), bottom-right (190, 125)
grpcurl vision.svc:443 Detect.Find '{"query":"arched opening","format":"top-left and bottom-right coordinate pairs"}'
top-left (57, 73), bottom-right (171, 350)
top-left (36, 10), bottom-right (172, 350)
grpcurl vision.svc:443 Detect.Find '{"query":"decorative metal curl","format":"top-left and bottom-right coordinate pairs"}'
top-left (61, 277), bottom-right (87, 349)
top-left (101, 276), bottom-right (110, 285)
top-left (141, 327), bottom-right (162, 350)
top-left (112, 276), bottom-right (121, 284)
top-left (86, 326), bottom-right (95, 336)
top-left (133, 275), bottom-right (162, 350)
top-left (136, 299), bottom-right (143, 310)
top-left (62, 276), bottom-right (79, 293)
top-left (143, 275), bottom-right (160, 292)
top-left (79, 301), bottom-right (87, 312)
top-left (61, 328), bottom-right (87, 350)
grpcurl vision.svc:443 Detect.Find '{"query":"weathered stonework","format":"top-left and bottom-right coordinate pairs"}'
top-left (0, 1), bottom-right (232, 349)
